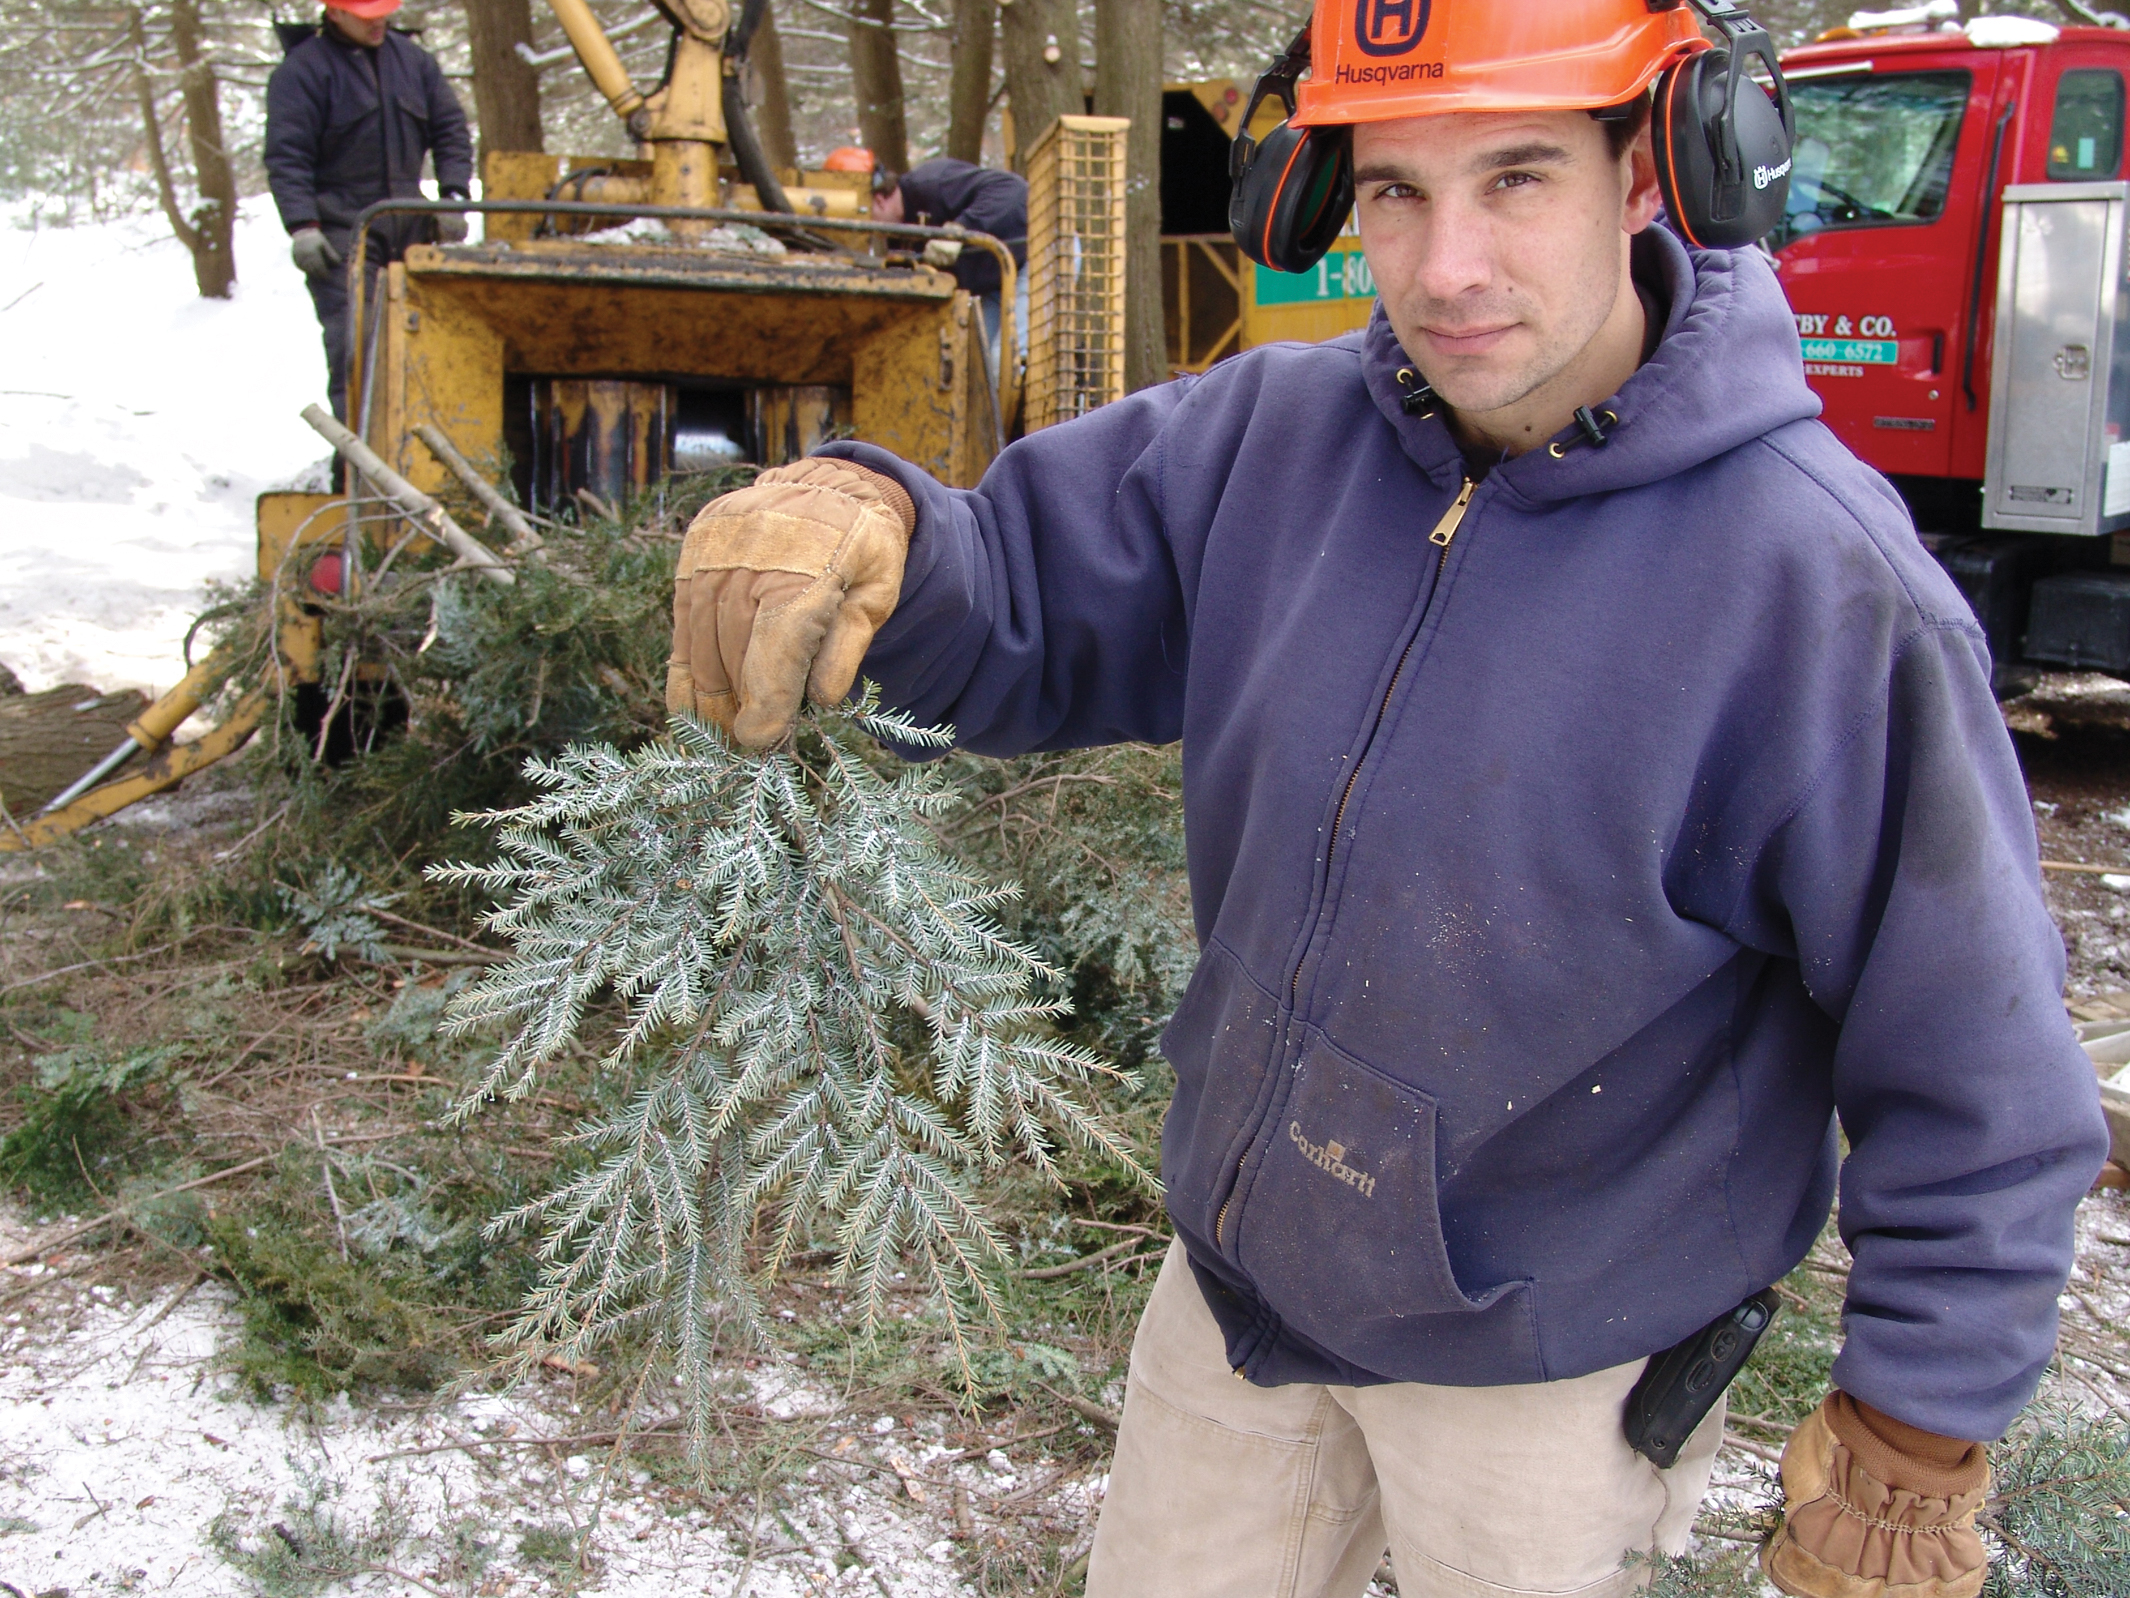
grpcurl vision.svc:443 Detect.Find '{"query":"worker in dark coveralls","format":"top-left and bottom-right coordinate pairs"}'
top-left (668, 1), bottom-right (2109, 1594)
top-left (871, 158), bottom-right (1027, 370)
top-left (264, 0), bottom-right (473, 418)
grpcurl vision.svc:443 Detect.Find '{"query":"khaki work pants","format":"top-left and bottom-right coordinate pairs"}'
top-left (1085, 1243), bottom-right (1724, 1598)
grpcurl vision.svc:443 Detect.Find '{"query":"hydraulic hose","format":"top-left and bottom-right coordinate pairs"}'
top-left (722, 73), bottom-right (793, 214)
top-left (721, 0), bottom-right (790, 215)
top-left (726, 0), bottom-right (769, 58)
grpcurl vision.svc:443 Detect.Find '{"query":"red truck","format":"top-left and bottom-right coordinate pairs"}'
top-left (1774, 9), bottom-right (2130, 684)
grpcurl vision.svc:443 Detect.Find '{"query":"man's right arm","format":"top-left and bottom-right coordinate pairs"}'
top-left (264, 53), bottom-right (325, 234)
top-left (819, 377), bottom-right (1199, 755)
top-left (666, 373), bottom-right (1211, 755)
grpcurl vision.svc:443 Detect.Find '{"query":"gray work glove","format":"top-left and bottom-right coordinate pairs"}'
top-left (289, 226), bottom-right (341, 280)
top-left (434, 211), bottom-right (469, 244)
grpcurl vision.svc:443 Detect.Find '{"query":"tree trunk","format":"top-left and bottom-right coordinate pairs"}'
top-left (1095, 0), bottom-right (1162, 389)
top-left (848, 0), bottom-right (908, 174)
top-left (130, 7), bottom-right (199, 260)
top-left (749, 1), bottom-right (799, 170)
top-left (946, 0), bottom-right (995, 164)
top-left (998, 0), bottom-right (1080, 172)
top-left (460, 0), bottom-right (544, 157)
top-left (169, 0), bottom-right (235, 298)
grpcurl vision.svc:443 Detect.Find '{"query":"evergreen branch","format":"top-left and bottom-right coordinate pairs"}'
top-left (435, 689), bottom-right (1155, 1464)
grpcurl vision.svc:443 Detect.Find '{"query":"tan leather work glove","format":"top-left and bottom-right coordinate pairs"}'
top-left (666, 458), bottom-right (916, 748)
top-left (1762, 1392), bottom-right (1990, 1598)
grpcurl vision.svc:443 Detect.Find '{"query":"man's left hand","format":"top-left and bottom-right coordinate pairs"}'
top-left (434, 211), bottom-right (469, 244)
top-left (1762, 1393), bottom-right (1989, 1598)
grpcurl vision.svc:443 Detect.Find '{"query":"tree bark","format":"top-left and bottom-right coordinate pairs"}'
top-left (1095, 0), bottom-right (1162, 389)
top-left (130, 7), bottom-right (199, 259)
top-left (998, 0), bottom-right (1080, 171)
top-left (169, 0), bottom-right (235, 298)
top-left (460, 0), bottom-right (544, 157)
top-left (946, 0), bottom-right (995, 163)
top-left (748, 1), bottom-right (799, 170)
top-left (848, 0), bottom-right (909, 174)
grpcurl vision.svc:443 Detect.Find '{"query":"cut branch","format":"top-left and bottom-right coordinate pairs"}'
top-left (302, 406), bottom-right (515, 586)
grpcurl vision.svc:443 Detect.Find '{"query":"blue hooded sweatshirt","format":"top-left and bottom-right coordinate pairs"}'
top-left (821, 225), bottom-right (2108, 1443)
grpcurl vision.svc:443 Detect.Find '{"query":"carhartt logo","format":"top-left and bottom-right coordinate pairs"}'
top-left (1753, 157), bottom-right (1792, 191)
top-left (1289, 1121), bottom-right (1377, 1197)
top-left (1352, 0), bottom-right (1429, 58)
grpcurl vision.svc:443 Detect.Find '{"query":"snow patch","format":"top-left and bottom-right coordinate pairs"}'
top-left (748, 1363), bottom-right (838, 1420)
top-left (0, 1267), bottom-right (980, 1595)
top-left (0, 201), bottom-right (324, 695)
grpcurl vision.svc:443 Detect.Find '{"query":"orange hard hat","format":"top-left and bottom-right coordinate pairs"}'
top-left (823, 146), bottom-right (876, 173)
top-left (326, 0), bottom-right (402, 17)
top-left (1292, 0), bottom-right (1708, 127)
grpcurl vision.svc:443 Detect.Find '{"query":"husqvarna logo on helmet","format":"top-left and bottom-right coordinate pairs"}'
top-left (1353, 0), bottom-right (1429, 57)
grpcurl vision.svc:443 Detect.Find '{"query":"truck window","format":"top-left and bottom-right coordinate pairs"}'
top-left (1770, 70), bottom-right (1968, 250)
top-left (2047, 68), bottom-right (2124, 179)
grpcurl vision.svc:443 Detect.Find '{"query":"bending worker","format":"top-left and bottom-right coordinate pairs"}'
top-left (264, 0), bottom-right (472, 419)
top-left (871, 158), bottom-right (1027, 370)
top-left (669, 1), bottom-right (2104, 1594)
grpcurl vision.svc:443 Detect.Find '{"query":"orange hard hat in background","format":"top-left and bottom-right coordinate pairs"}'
top-left (823, 147), bottom-right (876, 172)
top-left (326, 0), bottom-right (403, 17)
top-left (1293, 0), bottom-right (1707, 126)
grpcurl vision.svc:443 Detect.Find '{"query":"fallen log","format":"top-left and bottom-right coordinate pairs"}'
top-left (0, 684), bottom-right (150, 812)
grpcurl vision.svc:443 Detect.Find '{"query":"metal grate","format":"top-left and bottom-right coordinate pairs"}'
top-left (1024, 115), bottom-right (1131, 432)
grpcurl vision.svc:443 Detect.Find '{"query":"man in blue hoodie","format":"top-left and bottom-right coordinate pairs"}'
top-left (663, 2), bottom-right (2107, 1594)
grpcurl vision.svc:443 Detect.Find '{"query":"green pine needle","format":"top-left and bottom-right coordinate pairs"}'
top-left (1980, 1401), bottom-right (2130, 1596)
top-left (430, 689), bottom-right (1156, 1464)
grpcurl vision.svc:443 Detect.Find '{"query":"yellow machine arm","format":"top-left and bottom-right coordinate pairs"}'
top-left (545, 0), bottom-right (730, 222)
top-left (547, 0), bottom-right (647, 119)
top-left (2, 491), bottom-right (340, 852)
top-left (2, 650), bottom-right (250, 851)
top-left (0, 678), bottom-right (267, 851)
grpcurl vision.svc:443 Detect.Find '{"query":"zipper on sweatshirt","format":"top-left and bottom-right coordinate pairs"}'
top-left (1217, 478), bottom-right (1476, 1259)
top-left (1291, 474), bottom-right (1475, 1008)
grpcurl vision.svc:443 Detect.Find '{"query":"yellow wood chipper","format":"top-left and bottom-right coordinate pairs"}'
top-left (3, 0), bottom-right (1135, 850)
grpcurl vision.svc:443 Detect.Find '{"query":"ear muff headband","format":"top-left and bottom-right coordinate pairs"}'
top-left (1652, 2), bottom-right (1794, 248)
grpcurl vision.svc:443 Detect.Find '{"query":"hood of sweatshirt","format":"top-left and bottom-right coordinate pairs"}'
top-left (1359, 223), bottom-right (1824, 502)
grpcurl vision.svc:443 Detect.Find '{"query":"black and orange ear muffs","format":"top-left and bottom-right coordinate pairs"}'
top-left (1649, 1), bottom-right (1794, 249)
top-left (1230, 27), bottom-right (1354, 273)
top-left (1232, 0), bottom-right (1793, 274)
top-left (1230, 119), bottom-right (1355, 274)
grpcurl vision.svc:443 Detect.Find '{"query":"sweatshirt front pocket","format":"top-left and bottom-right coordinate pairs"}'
top-left (1232, 1029), bottom-right (1539, 1381)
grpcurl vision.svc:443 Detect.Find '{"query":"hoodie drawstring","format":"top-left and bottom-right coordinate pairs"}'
top-left (1395, 367), bottom-right (1438, 418)
top-left (1549, 406), bottom-right (1618, 459)
top-left (1397, 367), bottom-right (1615, 460)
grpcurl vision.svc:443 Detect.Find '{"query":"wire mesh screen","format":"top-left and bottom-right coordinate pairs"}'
top-left (1024, 116), bottom-right (1131, 432)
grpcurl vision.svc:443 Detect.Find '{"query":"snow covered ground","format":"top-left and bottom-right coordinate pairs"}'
top-left (0, 1237), bottom-right (1026, 1596)
top-left (0, 200), bottom-right (326, 696)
